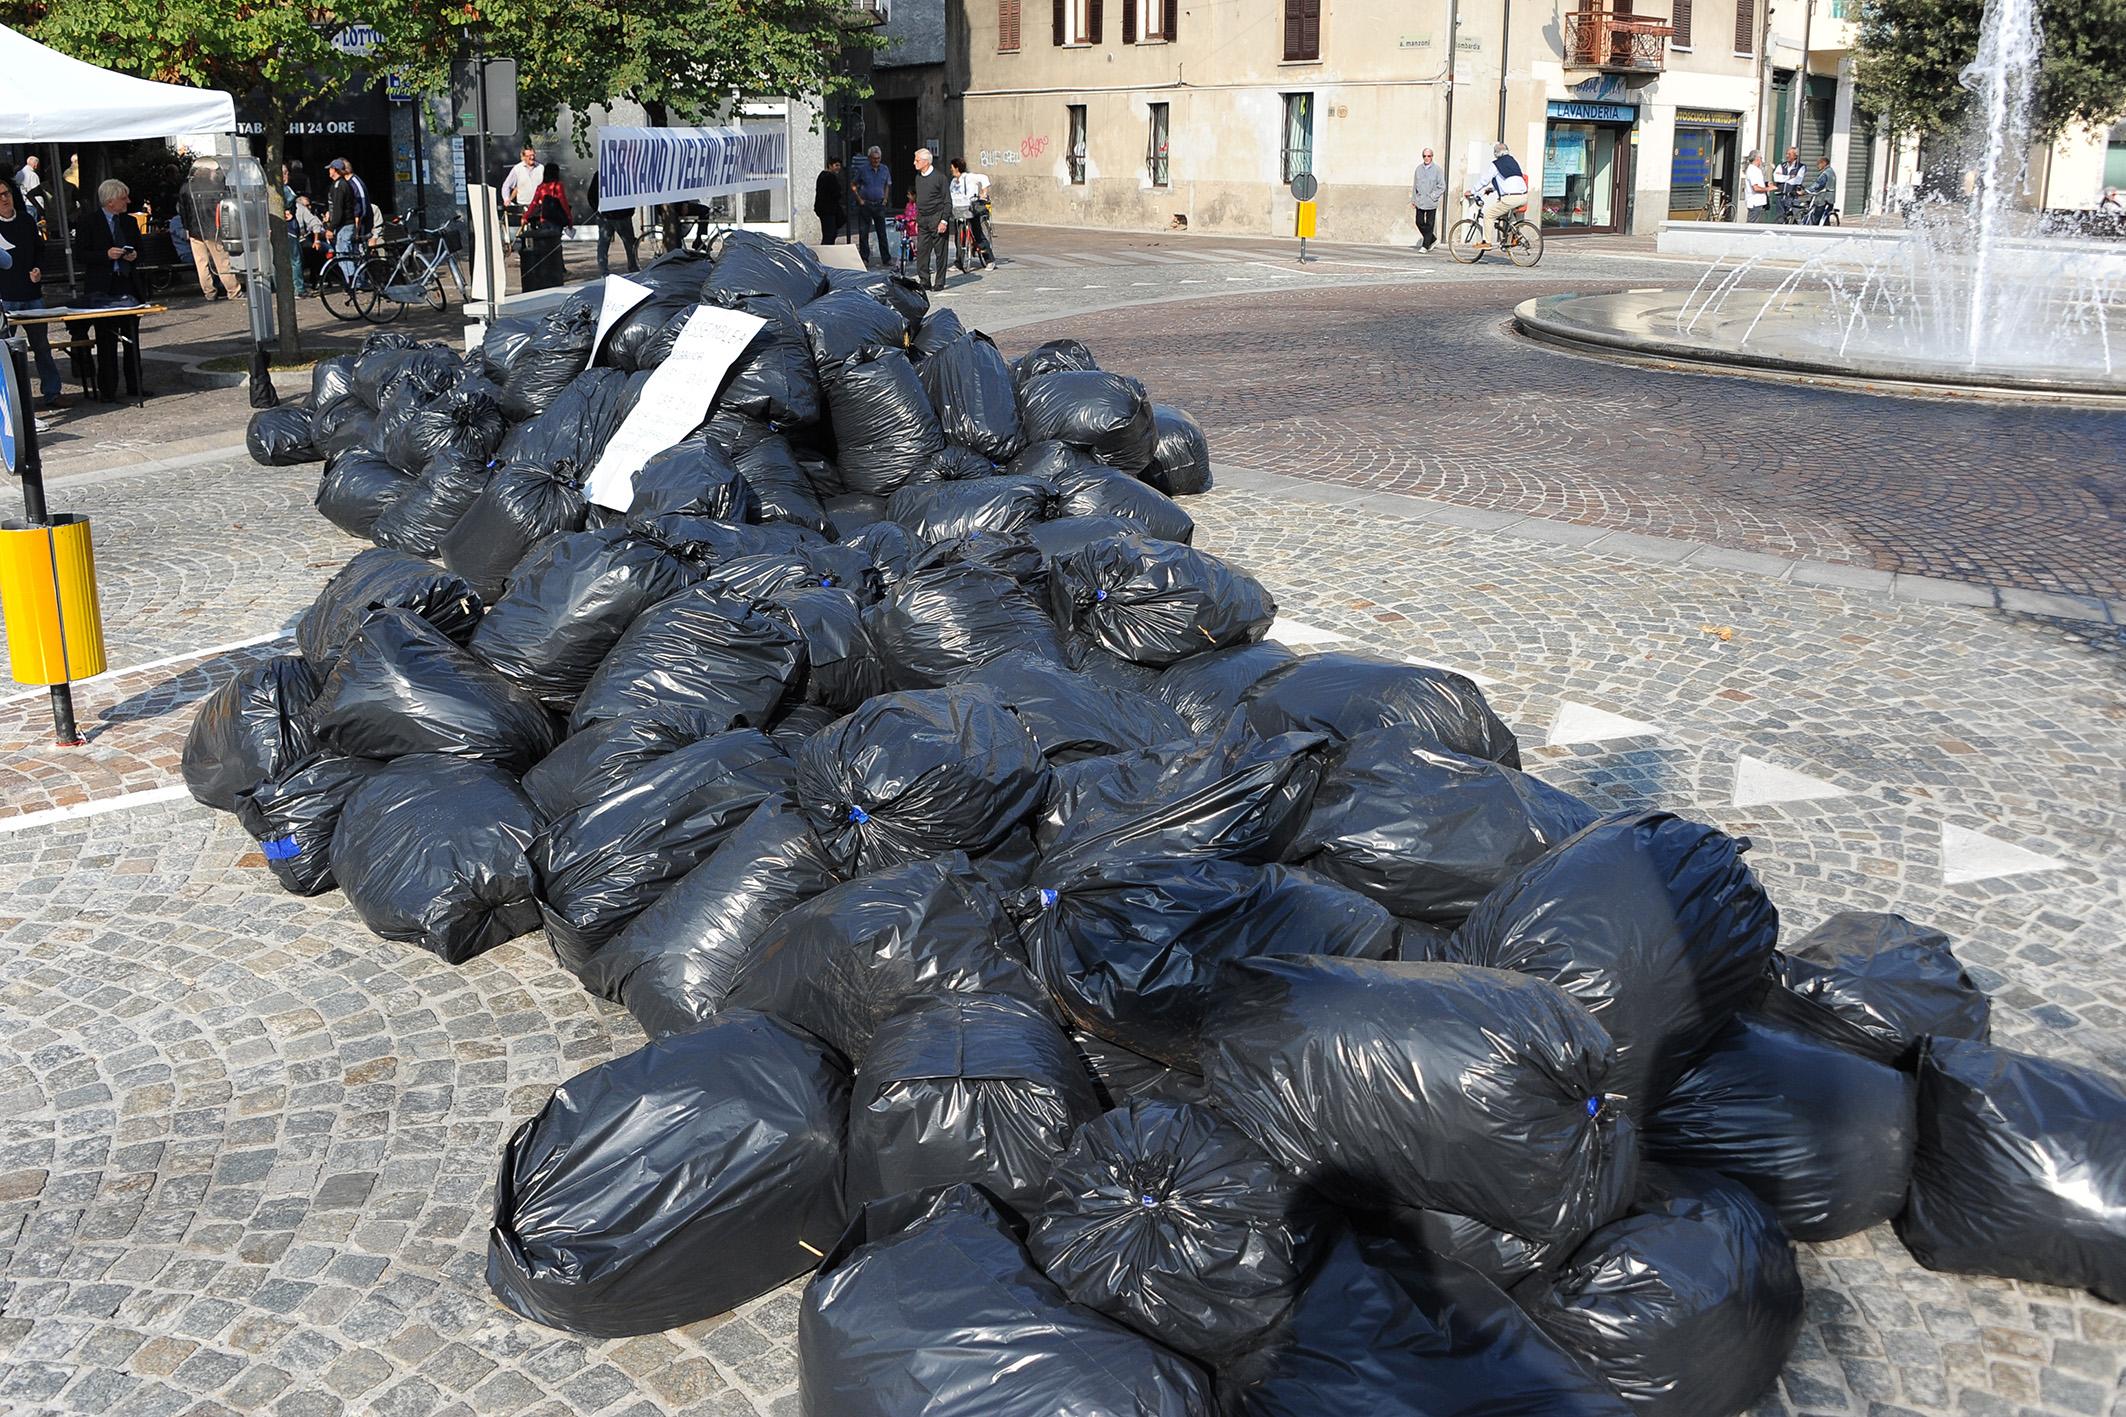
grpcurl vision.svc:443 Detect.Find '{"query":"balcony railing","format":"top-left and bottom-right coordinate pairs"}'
top-left (1562, 9), bottom-right (1673, 71)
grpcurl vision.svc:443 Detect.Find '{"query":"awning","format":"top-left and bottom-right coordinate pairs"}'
top-left (0, 24), bottom-right (236, 142)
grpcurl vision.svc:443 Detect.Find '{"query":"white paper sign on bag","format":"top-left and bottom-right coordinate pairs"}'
top-left (591, 273), bottom-right (655, 363)
top-left (584, 304), bottom-right (768, 512)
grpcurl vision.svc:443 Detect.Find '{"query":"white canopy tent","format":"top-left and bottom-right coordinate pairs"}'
top-left (0, 24), bottom-right (235, 141)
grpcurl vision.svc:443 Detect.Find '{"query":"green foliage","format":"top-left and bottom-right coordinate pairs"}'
top-left (1857, 0), bottom-right (2126, 139)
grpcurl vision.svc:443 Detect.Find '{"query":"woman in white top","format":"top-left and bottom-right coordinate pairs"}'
top-left (948, 157), bottom-right (996, 266)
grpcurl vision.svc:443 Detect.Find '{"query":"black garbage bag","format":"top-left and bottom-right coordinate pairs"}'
top-left (822, 491), bottom-right (887, 532)
top-left (842, 518), bottom-right (923, 585)
top-left (1895, 1038), bottom-right (2126, 1302)
top-left (519, 716), bottom-right (706, 823)
top-left (918, 331), bottom-right (1027, 462)
top-left (247, 404), bottom-right (320, 465)
top-left (568, 585), bottom-right (806, 737)
top-left (296, 546), bottom-right (486, 666)
top-left (487, 1010), bottom-right (848, 1338)
top-left (846, 992), bottom-right (1101, 1213)
top-left (308, 609), bottom-right (560, 772)
top-left (1152, 641), bottom-right (1298, 735)
top-left (312, 397), bottom-right (377, 459)
top-left (1515, 1167), bottom-right (1804, 1417)
top-left (1222, 1229), bottom-right (1634, 1417)
top-left (728, 853), bottom-right (1049, 1065)
top-left (602, 286), bottom-right (699, 371)
top-left (439, 459), bottom-right (591, 601)
top-left (499, 300), bottom-right (598, 421)
top-left (1012, 337), bottom-right (1099, 385)
top-left (1360, 1205), bottom-right (1565, 1290)
top-left (496, 365), bottom-right (645, 470)
top-left (709, 232), bottom-right (830, 308)
top-left (863, 558), bottom-right (1068, 689)
top-left (466, 525), bottom-right (700, 708)
top-left (1642, 1015), bottom-right (1915, 1242)
top-left (478, 316), bottom-right (541, 382)
top-left (1292, 727), bottom-right (1598, 924)
top-left (768, 701), bottom-right (842, 753)
top-left (1072, 1031), bottom-right (1204, 1108)
top-left (620, 432), bottom-right (759, 520)
top-left (310, 354), bottom-right (358, 411)
top-left (1758, 911), bottom-right (1992, 1065)
top-left (1029, 1100), bottom-right (1315, 1362)
top-left (586, 792), bottom-right (841, 1028)
top-left (826, 346), bottom-right (947, 496)
top-left (770, 586), bottom-right (888, 712)
top-left (835, 266), bottom-right (931, 326)
top-left (181, 655), bottom-right (322, 811)
top-left (1050, 533), bottom-right (1276, 667)
top-left (800, 288), bottom-right (910, 379)
top-left (233, 753), bottom-right (387, 896)
top-left (959, 649), bottom-right (1188, 762)
top-left (1019, 370), bottom-right (1157, 470)
top-left (910, 304), bottom-right (967, 360)
top-left (888, 475), bottom-right (1059, 543)
top-left (915, 526), bottom-right (1047, 585)
top-left (800, 1184), bottom-right (1214, 1416)
top-left (1242, 652), bottom-right (1520, 764)
top-left (1145, 403), bottom-right (1213, 496)
top-left (735, 435), bottom-right (834, 534)
top-left (794, 686), bottom-right (1052, 876)
top-left (1448, 811), bottom-right (1780, 1118)
top-left (348, 339), bottom-right (439, 407)
top-left (701, 544), bottom-right (873, 602)
top-left (330, 754), bottom-right (542, 962)
top-left (371, 450), bottom-right (496, 557)
top-left (630, 511), bottom-right (816, 576)
top-left (374, 359), bottom-right (469, 474)
top-left (917, 444), bottom-right (1001, 482)
top-left (710, 290), bottom-right (825, 429)
top-left (1202, 956), bottom-right (1634, 1249)
top-left (1022, 858), bottom-right (1394, 1070)
top-left (1051, 461), bottom-right (1195, 543)
top-left (1034, 714), bottom-right (1331, 873)
top-left (533, 729), bottom-right (794, 973)
top-left (384, 383), bottom-right (507, 477)
top-left (315, 450), bottom-right (416, 539)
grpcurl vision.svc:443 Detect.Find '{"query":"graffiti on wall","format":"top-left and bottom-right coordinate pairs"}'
top-left (979, 136), bottom-right (1051, 169)
top-left (1020, 134), bottom-right (1050, 160)
top-left (980, 149), bottom-right (1023, 167)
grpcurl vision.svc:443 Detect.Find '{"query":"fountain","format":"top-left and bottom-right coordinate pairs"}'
top-left (1515, 0), bottom-right (2125, 400)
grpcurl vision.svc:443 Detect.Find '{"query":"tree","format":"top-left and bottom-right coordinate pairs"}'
top-left (1856, 0), bottom-right (2126, 141)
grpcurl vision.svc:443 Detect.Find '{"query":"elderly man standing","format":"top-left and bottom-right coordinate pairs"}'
top-left (1411, 147), bottom-right (1446, 250)
top-left (910, 147), bottom-right (952, 291)
top-left (849, 145), bottom-right (891, 267)
top-left (70, 179), bottom-right (145, 400)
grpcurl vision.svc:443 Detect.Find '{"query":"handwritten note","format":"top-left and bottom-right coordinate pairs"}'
top-left (584, 304), bottom-right (768, 512)
top-left (592, 274), bottom-right (655, 364)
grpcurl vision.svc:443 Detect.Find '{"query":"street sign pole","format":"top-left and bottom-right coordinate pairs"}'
top-left (2, 330), bottom-right (83, 746)
top-left (1290, 172), bottom-right (1319, 263)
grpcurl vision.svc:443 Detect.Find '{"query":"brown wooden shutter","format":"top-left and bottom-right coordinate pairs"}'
top-left (1054, 0), bottom-right (1065, 45)
top-left (1000, 0), bottom-right (1021, 50)
top-left (1123, 0), bottom-right (1136, 42)
top-left (1165, 0), bottom-right (1178, 38)
top-left (1089, 0), bottom-right (1103, 42)
top-left (1672, 0), bottom-right (1691, 46)
top-left (1284, 0), bottom-right (1320, 59)
top-left (1733, 0), bottom-right (1753, 52)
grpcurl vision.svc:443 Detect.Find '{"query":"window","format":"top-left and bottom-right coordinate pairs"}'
top-left (1280, 92), bottom-right (1313, 182)
top-left (1125, 0), bottom-right (1174, 41)
top-left (1671, 0), bottom-right (1692, 48)
top-left (1000, 0), bottom-right (1021, 51)
top-left (1053, 0), bottom-right (1100, 44)
top-left (1068, 103), bottom-right (1089, 183)
top-left (1147, 102), bottom-right (1170, 186)
top-left (1733, 0), bottom-right (1754, 54)
top-left (1283, 0), bottom-right (1320, 61)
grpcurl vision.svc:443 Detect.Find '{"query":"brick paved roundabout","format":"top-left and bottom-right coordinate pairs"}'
top-left (1, 264), bottom-right (2123, 1415)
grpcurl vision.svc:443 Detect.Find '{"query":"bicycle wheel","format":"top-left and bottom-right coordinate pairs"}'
top-left (1446, 218), bottom-right (1485, 264)
top-left (315, 261), bottom-right (373, 321)
top-left (360, 258), bottom-right (404, 324)
top-left (1507, 219), bottom-right (1545, 267)
top-left (422, 272), bottom-right (448, 313)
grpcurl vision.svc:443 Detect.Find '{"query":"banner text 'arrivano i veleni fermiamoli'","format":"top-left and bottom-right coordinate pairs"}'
top-left (595, 125), bottom-right (790, 211)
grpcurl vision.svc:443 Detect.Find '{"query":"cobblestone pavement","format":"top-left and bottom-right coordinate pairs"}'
top-left (1001, 280), bottom-right (2126, 602)
top-left (2, 437), bottom-right (2123, 1414)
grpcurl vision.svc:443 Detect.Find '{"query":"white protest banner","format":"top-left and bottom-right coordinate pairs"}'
top-left (592, 274), bottom-right (655, 362)
top-left (584, 305), bottom-right (769, 512)
top-left (595, 124), bottom-right (789, 211)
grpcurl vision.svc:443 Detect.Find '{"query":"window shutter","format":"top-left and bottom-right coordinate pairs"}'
top-left (1001, 0), bottom-right (1021, 50)
top-left (1284, 0), bottom-right (1300, 59)
top-left (1733, 0), bottom-right (1753, 52)
top-left (1672, 0), bottom-right (1691, 45)
top-left (1285, 0), bottom-right (1319, 59)
top-left (1089, 0), bottom-right (1103, 42)
top-left (1054, 0), bottom-right (1065, 45)
top-left (1165, 0), bottom-right (1178, 38)
top-left (1123, 0), bottom-right (1136, 43)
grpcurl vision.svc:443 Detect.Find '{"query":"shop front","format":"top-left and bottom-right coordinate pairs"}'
top-left (236, 84), bottom-right (395, 206)
top-left (1542, 100), bottom-right (1635, 235)
top-left (1669, 107), bottom-right (1742, 221)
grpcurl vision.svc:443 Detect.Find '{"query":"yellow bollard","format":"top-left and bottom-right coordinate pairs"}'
top-left (0, 513), bottom-right (108, 686)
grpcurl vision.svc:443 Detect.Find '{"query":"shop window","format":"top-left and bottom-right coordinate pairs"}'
top-left (1280, 93), bottom-right (1313, 182)
top-left (1053, 0), bottom-right (1100, 46)
top-left (1147, 102), bottom-right (1170, 186)
top-left (1733, 0), bottom-right (1754, 54)
top-left (1672, 0), bottom-right (1693, 48)
top-left (1000, 0), bottom-right (1021, 51)
top-left (1068, 104), bottom-right (1089, 183)
top-left (1283, 0), bottom-right (1320, 61)
top-left (1543, 120), bottom-right (1621, 230)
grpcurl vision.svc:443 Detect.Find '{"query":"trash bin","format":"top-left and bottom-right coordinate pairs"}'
top-left (0, 514), bottom-right (107, 685)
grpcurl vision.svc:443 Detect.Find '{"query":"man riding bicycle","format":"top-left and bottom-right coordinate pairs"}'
top-left (1470, 142), bottom-right (1530, 246)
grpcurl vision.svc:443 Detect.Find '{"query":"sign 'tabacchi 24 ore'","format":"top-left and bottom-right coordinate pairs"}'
top-left (595, 125), bottom-right (789, 211)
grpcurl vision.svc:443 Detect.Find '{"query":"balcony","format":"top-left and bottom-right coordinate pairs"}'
top-left (839, 0), bottom-right (889, 28)
top-left (1562, 9), bottom-right (1673, 72)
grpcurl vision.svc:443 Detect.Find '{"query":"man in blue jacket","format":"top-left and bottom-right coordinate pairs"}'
top-left (848, 146), bottom-right (891, 267)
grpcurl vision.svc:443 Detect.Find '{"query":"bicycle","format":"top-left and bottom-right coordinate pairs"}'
top-left (316, 244), bottom-right (386, 322)
top-left (1446, 194), bottom-right (1544, 267)
top-left (364, 222), bottom-right (470, 324)
top-left (952, 204), bottom-right (995, 274)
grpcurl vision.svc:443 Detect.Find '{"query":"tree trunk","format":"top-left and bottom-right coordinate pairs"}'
top-left (262, 114), bottom-right (302, 359)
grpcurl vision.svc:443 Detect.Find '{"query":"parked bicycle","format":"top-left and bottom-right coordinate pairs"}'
top-left (952, 207), bottom-right (994, 273)
top-left (1446, 194), bottom-right (1544, 267)
top-left (365, 222), bottom-right (470, 324)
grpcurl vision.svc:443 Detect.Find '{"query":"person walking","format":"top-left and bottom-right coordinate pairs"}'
top-left (70, 179), bottom-right (144, 400)
top-left (1411, 147), bottom-right (1446, 250)
top-left (814, 157), bottom-right (847, 245)
top-left (324, 157), bottom-right (371, 289)
top-left (1772, 147), bottom-right (1806, 222)
top-left (849, 145), bottom-right (891, 267)
top-left (587, 171), bottom-right (639, 275)
top-left (290, 193), bottom-right (327, 294)
top-left (948, 157), bottom-right (995, 266)
top-left (13, 154), bottom-right (40, 204)
top-left (0, 180), bottom-right (64, 410)
top-left (1742, 150), bottom-right (1771, 223)
top-left (498, 145), bottom-right (542, 223)
top-left (519, 162), bottom-right (571, 291)
top-left (910, 148), bottom-right (952, 291)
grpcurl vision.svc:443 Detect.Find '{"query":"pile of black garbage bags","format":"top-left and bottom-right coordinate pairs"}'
top-left (213, 233), bottom-right (2123, 1414)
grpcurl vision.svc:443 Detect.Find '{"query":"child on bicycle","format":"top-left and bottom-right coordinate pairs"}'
top-left (896, 191), bottom-right (919, 271)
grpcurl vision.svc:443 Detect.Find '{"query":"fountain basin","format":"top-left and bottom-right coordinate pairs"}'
top-left (1514, 290), bottom-right (2126, 402)
top-left (1654, 221), bottom-right (2126, 284)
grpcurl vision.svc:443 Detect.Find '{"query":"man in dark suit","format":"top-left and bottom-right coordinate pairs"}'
top-left (71, 178), bottom-right (145, 401)
top-left (910, 147), bottom-right (952, 292)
